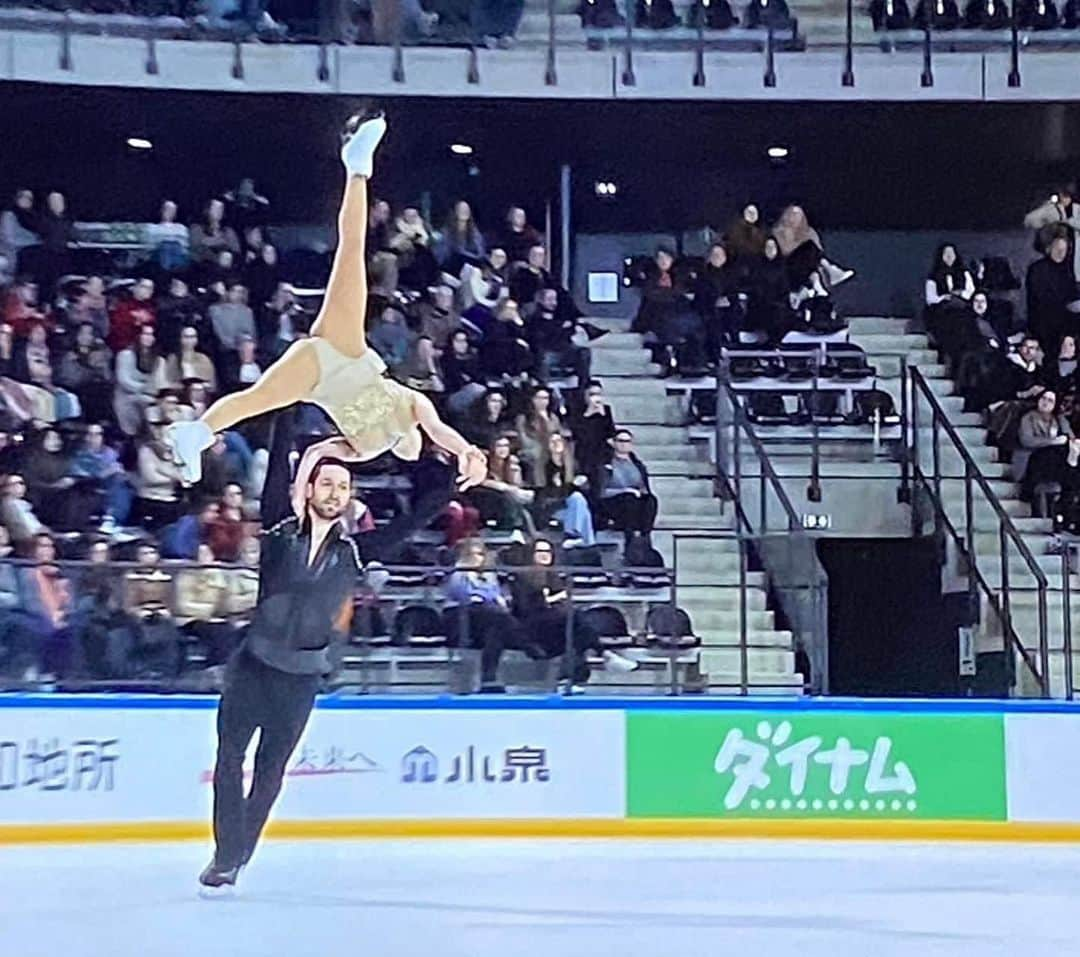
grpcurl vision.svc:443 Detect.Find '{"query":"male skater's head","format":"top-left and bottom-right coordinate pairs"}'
top-left (305, 457), bottom-right (352, 522)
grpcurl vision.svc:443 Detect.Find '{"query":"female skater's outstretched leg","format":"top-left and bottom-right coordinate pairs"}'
top-left (165, 114), bottom-right (387, 483)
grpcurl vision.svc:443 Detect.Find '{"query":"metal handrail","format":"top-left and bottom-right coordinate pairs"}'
top-left (714, 377), bottom-right (829, 694)
top-left (907, 365), bottom-right (1050, 695)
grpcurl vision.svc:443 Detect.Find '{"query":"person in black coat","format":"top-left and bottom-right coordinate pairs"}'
top-left (694, 242), bottom-right (745, 358)
top-left (746, 236), bottom-right (792, 344)
top-left (571, 381), bottom-right (617, 476)
top-left (1026, 232), bottom-right (1078, 354)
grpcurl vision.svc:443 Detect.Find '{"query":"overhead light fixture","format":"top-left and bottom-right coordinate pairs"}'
top-left (595, 180), bottom-right (618, 198)
top-left (126, 136), bottom-right (153, 151)
top-left (767, 145), bottom-right (789, 159)
top-left (450, 143), bottom-right (474, 156)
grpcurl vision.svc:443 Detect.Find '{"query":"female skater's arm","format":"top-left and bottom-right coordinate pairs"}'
top-left (412, 393), bottom-right (487, 490)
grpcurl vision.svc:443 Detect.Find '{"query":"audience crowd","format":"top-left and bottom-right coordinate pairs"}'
top-left (926, 183), bottom-right (1080, 533)
top-left (0, 186), bottom-right (661, 685)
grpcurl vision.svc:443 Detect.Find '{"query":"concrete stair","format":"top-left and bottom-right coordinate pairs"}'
top-left (584, 322), bottom-right (805, 695)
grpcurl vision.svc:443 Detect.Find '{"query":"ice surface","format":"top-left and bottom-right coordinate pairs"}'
top-left (1, 837), bottom-right (1078, 957)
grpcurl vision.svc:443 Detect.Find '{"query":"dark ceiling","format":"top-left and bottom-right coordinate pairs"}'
top-left (1, 82), bottom-right (1078, 234)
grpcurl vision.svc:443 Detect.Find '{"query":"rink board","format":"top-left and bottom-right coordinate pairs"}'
top-left (2, 696), bottom-right (1080, 842)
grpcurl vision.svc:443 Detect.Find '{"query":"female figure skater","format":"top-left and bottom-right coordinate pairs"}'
top-left (165, 112), bottom-right (488, 491)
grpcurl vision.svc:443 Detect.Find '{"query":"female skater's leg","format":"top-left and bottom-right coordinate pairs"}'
top-left (168, 340), bottom-right (320, 483)
top-left (307, 113), bottom-right (388, 358)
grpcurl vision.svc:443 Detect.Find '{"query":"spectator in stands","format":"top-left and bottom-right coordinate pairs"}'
top-left (580, 0), bottom-right (626, 26)
top-left (480, 299), bottom-right (532, 379)
top-left (1025, 184), bottom-right (1080, 276)
top-left (35, 191), bottom-right (72, 301)
top-left (515, 385), bottom-right (564, 475)
top-left (367, 198), bottom-right (393, 253)
top-left (531, 432), bottom-right (596, 547)
top-left (190, 198), bottom-right (240, 266)
top-left (925, 243), bottom-right (977, 365)
top-left (437, 201), bottom-right (486, 272)
top-left (108, 278), bottom-right (156, 353)
top-left (635, 0), bottom-right (679, 27)
top-left (1, 473), bottom-right (46, 551)
top-left (596, 428), bottom-right (658, 547)
top-left (174, 541), bottom-right (232, 665)
top-left (1026, 232), bottom-right (1079, 353)
top-left (471, 434), bottom-right (534, 531)
top-left (773, 205), bottom-right (854, 295)
top-left (1046, 335), bottom-right (1080, 422)
top-left (988, 335), bottom-right (1046, 448)
top-left (156, 278), bottom-right (203, 356)
top-left (461, 247), bottom-right (510, 316)
top-left (123, 542), bottom-right (181, 679)
top-left (572, 380), bottom-right (616, 476)
top-left (150, 200), bottom-right (191, 275)
top-left (511, 538), bottom-right (637, 683)
top-left (695, 242), bottom-right (744, 354)
top-left (443, 537), bottom-right (531, 691)
top-left (0, 323), bottom-right (14, 379)
top-left (224, 178), bottom-right (270, 233)
top-left (57, 322), bottom-right (112, 421)
top-left (15, 319), bottom-right (51, 384)
top-left (727, 203), bottom-right (768, 266)
top-left (160, 326), bottom-right (217, 395)
top-left (0, 523), bottom-right (37, 679)
top-left (69, 275), bottom-right (109, 341)
top-left (134, 414), bottom-right (185, 528)
top-left (18, 532), bottom-right (74, 679)
top-left (161, 499), bottom-right (220, 560)
top-left (0, 190), bottom-right (39, 282)
top-left (390, 206), bottom-right (438, 291)
top-left (244, 243), bottom-right (280, 318)
top-left (501, 206), bottom-right (542, 265)
top-left (509, 243), bottom-right (552, 310)
top-left (465, 388), bottom-right (512, 448)
top-left (1016, 389), bottom-right (1073, 506)
top-left (113, 325), bottom-right (160, 437)
top-left (418, 283), bottom-right (461, 350)
top-left (68, 423), bottom-right (132, 532)
top-left (367, 304), bottom-right (413, 373)
top-left (526, 286), bottom-right (591, 385)
top-left (221, 335), bottom-right (263, 395)
top-left (207, 482), bottom-right (247, 561)
top-left (746, 235), bottom-right (791, 343)
top-left (21, 427), bottom-right (82, 531)
top-left (475, 0), bottom-right (525, 45)
top-left (4, 278), bottom-right (46, 337)
top-left (443, 329), bottom-right (486, 415)
top-left (210, 283), bottom-right (256, 355)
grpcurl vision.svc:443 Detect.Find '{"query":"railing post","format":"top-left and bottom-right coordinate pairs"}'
top-left (964, 460), bottom-right (976, 599)
top-left (999, 523), bottom-right (1012, 685)
top-left (931, 406), bottom-right (941, 505)
top-left (920, 1), bottom-right (933, 87)
top-left (1038, 579), bottom-right (1050, 697)
top-left (764, 22), bottom-right (777, 87)
top-left (562, 567), bottom-right (576, 695)
top-left (693, 14), bottom-right (706, 87)
top-left (738, 534), bottom-right (749, 696)
top-left (841, 0), bottom-right (855, 86)
top-left (1064, 547), bottom-right (1075, 700)
top-left (808, 362), bottom-right (822, 503)
top-left (669, 538), bottom-right (681, 696)
top-left (898, 357), bottom-right (912, 503)
top-left (545, 0), bottom-right (558, 86)
top-left (1008, 0), bottom-right (1021, 87)
top-left (622, 0), bottom-right (636, 86)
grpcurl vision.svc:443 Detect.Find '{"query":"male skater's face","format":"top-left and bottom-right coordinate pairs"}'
top-left (307, 464), bottom-right (351, 521)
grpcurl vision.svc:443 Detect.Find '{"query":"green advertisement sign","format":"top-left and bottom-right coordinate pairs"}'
top-left (626, 711), bottom-right (1007, 820)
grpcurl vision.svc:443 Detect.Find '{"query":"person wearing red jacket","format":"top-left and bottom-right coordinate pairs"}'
top-left (107, 278), bottom-right (156, 352)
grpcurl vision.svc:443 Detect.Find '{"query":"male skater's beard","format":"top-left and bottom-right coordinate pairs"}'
top-left (310, 499), bottom-right (346, 521)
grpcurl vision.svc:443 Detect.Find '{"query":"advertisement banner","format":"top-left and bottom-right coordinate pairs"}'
top-left (626, 711), bottom-right (1007, 820)
top-left (0, 705), bottom-right (626, 825)
top-left (1005, 713), bottom-right (1080, 823)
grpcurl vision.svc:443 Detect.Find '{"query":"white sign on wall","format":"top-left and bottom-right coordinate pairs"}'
top-left (0, 704), bottom-right (626, 826)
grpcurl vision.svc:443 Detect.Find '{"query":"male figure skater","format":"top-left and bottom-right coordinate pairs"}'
top-left (200, 407), bottom-right (450, 888)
